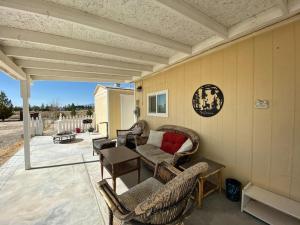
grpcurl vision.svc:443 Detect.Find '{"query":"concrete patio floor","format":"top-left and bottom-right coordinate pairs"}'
top-left (0, 134), bottom-right (264, 225)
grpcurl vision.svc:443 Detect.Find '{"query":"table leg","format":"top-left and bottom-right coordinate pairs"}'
top-left (198, 178), bottom-right (204, 208)
top-left (218, 170), bottom-right (222, 192)
top-left (137, 158), bottom-right (141, 184)
top-left (112, 178), bottom-right (116, 192)
top-left (112, 165), bottom-right (116, 192)
top-left (100, 154), bottom-right (103, 180)
top-left (109, 208), bottom-right (113, 225)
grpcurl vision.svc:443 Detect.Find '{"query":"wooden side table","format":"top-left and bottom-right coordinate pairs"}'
top-left (99, 145), bottom-right (141, 191)
top-left (179, 156), bottom-right (225, 207)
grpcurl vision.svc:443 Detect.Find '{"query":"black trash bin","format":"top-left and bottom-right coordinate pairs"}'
top-left (226, 178), bottom-right (241, 202)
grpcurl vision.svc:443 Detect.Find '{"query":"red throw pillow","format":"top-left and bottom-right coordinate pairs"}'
top-left (161, 132), bottom-right (187, 154)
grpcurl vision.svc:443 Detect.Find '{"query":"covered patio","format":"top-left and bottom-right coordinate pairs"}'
top-left (0, 134), bottom-right (261, 225)
top-left (0, 0), bottom-right (299, 170)
top-left (0, 0), bottom-right (300, 225)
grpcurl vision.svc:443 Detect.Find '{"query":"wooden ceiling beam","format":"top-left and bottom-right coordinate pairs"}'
top-left (0, 48), bottom-right (26, 80)
top-left (24, 68), bottom-right (132, 79)
top-left (0, 26), bottom-right (168, 65)
top-left (0, 0), bottom-right (192, 54)
top-left (15, 59), bottom-right (141, 76)
top-left (30, 75), bottom-right (124, 82)
top-left (275, 0), bottom-right (289, 15)
top-left (3, 47), bottom-right (152, 72)
top-left (156, 0), bottom-right (228, 39)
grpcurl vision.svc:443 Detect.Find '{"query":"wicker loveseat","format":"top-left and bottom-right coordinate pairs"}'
top-left (135, 125), bottom-right (200, 169)
top-left (98, 161), bottom-right (208, 225)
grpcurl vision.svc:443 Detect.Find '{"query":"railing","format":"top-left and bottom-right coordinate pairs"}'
top-left (57, 114), bottom-right (94, 133)
top-left (30, 114), bottom-right (43, 136)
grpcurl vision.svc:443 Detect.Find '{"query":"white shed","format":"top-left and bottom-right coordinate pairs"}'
top-left (94, 85), bottom-right (135, 138)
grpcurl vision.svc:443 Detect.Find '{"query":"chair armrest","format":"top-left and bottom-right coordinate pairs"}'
top-left (92, 137), bottom-right (108, 142)
top-left (97, 180), bottom-right (134, 221)
top-left (92, 137), bottom-right (108, 147)
top-left (116, 129), bottom-right (131, 137)
top-left (173, 145), bottom-right (199, 166)
top-left (134, 136), bottom-right (148, 146)
top-left (154, 161), bottom-right (181, 184)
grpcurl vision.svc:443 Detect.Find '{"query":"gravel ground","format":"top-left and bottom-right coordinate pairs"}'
top-left (0, 121), bottom-right (24, 166)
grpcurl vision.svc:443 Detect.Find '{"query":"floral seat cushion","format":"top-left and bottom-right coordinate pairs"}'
top-left (118, 177), bottom-right (163, 211)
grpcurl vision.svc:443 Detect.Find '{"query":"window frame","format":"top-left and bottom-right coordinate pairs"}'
top-left (147, 90), bottom-right (168, 117)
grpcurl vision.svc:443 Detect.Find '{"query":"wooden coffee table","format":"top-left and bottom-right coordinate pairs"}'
top-left (180, 156), bottom-right (225, 207)
top-left (99, 145), bottom-right (141, 191)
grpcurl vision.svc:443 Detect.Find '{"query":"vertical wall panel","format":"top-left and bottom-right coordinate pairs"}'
top-left (199, 56), bottom-right (213, 158)
top-left (236, 39), bottom-right (254, 185)
top-left (184, 59), bottom-right (202, 132)
top-left (270, 24), bottom-right (295, 196)
top-left (222, 46), bottom-right (238, 183)
top-left (165, 69), bottom-right (176, 126)
top-left (209, 51), bottom-right (224, 163)
top-left (291, 21), bottom-right (300, 201)
top-left (252, 31), bottom-right (273, 189)
top-left (175, 65), bottom-right (186, 126)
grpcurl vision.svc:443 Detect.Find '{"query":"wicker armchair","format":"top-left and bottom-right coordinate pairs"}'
top-left (98, 161), bottom-right (208, 225)
top-left (135, 125), bottom-right (200, 169)
top-left (116, 120), bottom-right (149, 149)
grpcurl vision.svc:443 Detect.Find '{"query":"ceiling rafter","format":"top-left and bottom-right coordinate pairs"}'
top-left (275, 0), bottom-right (289, 15)
top-left (156, 0), bottom-right (228, 39)
top-left (229, 7), bottom-right (283, 38)
top-left (0, 0), bottom-right (192, 54)
top-left (25, 68), bottom-right (131, 80)
top-left (30, 75), bottom-right (123, 82)
top-left (15, 59), bottom-right (141, 77)
top-left (3, 46), bottom-right (153, 72)
top-left (0, 48), bottom-right (26, 80)
top-left (0, 26), bottom-right (168, 65)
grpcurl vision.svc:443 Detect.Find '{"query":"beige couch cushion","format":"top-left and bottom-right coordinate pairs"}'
top-left (146, 130), bottom-right (165, 147)
top-left (136, 144), bottom-right (173, 164)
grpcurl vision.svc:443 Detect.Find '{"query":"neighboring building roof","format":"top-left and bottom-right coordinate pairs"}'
top-left (94, 84), bottom-right (133, 95)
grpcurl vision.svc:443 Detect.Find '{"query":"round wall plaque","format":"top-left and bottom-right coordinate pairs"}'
top-left (192, 84), bottom-right (224, 117)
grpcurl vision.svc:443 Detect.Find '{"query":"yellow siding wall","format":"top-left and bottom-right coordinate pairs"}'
top-left (94, 87), bottom-right (108, 136)
top-left (135, 20), bottom-right (300, 201)
top-left (108, 89), bottom-right (134, 138)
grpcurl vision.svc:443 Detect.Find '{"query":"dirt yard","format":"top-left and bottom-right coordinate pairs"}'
top-left (0, 109), bottom-right (90, 166)
top-left (0, 121), bottom-right (23, 166)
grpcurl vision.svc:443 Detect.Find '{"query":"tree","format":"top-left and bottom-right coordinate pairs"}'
top-left (70, 103), bottom-right (76, 117)
top-left (86, 108), bottom-right (93, 116)
top-left (0, 91), bottom-right (14, 122)
top-left (41, 103), bottom-right (45, 111)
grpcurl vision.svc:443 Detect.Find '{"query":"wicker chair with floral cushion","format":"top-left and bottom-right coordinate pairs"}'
top-left (98, 161), bottom-right (208, 225)
top-left (116, 120), bottom-right (149, 149)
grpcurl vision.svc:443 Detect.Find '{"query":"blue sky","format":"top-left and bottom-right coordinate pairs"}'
top-left (0, 71), bottom-right (133, 107)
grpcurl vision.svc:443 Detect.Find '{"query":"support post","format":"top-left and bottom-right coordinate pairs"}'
top-left (21, 77), bottom-right (31, 170)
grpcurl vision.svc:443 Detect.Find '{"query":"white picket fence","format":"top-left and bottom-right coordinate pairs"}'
top-left (57, 114), bottom-right (94, 133)
top-left (30, 114), bottom-right (43, 136)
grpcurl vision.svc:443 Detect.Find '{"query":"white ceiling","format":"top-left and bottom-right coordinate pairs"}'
top-left (0, 0), bottom-right (299, 82)
top-left (183, 0), bottom-right (277, 27)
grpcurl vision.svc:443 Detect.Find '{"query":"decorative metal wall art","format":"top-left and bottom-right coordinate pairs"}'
top-left (192, 84), bottom-right (224, 117)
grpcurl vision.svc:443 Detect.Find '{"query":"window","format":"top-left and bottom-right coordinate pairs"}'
top-left (148, 95), bottom-right (156, 113)
top-left (147, 90), bottom-right (168, 117)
